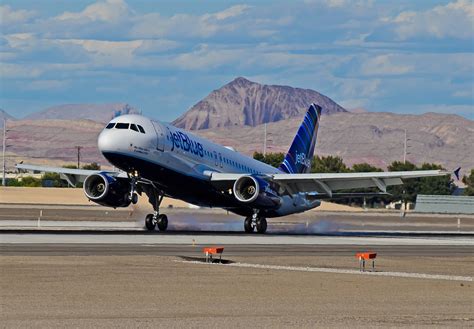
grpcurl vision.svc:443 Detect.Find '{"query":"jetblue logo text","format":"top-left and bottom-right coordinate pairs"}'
top-left (169, 130), bottom-right (204, 157)
top-left (295, 152), bottom-right (311, 168)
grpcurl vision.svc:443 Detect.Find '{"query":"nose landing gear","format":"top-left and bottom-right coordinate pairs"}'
top-left (128, 174), bottom-right (139, 205)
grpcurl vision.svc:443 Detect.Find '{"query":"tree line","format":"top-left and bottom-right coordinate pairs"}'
top-left (253, 152), bottom-right (473, 204)
top-left (7, 155), bottom-right (474, 202)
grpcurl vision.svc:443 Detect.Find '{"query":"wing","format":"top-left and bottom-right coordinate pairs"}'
top-left (208, 170), bottom-right (450, 198)
top-left (15, 163), bottom-right (123, 187)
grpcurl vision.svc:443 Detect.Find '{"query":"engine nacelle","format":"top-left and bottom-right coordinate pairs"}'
top-left (233, 175), bottom-right (281, 209)
top-left (83, 173), bottom-right (131, 208)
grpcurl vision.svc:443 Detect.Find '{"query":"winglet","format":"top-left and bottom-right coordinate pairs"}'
top-left (454, 167), bottom-right (461, 180)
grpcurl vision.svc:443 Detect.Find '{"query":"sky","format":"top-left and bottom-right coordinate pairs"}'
top-left (0, 0), bottom-right (473, 121)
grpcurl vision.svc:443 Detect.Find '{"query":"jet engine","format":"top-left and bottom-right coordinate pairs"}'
top-left (233, 175), bottom-right (281, 208)
top-left (83, 173), bottom-right (131, 208)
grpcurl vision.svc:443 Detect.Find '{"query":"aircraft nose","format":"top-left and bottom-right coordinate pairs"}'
top-left (97, 130), bottom-right (114, 153)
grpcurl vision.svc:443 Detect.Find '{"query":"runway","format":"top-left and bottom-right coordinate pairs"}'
top-left (1, 242), bottom-right (473, 257)
top-left (2, 213), bottom-right (473, 327)
top-left (1, 204), bottom-right (473, 234)
top-left (1, 204), bottom-right (473, 256)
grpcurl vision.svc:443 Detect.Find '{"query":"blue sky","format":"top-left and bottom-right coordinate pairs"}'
top-left (1, 0), bottom-right (473, 121)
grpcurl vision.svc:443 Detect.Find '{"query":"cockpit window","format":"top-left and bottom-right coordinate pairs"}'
top-left (115, 123), bottom-right (129, 129)
top-left (130, 124), bottom-right (139, 132)
top-left (137, 125), bottom-right (145, 133)
top-left (106, 123), bottom-right (115, 129)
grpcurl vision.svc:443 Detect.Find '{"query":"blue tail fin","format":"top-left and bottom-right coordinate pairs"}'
top-left (279, 104), bottom-right (321, 174)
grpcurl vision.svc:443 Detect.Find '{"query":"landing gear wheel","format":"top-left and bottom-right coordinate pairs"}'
top-left (130, 193), bottom-right (138, 204)
top-left (157, 214), bottom-right (168, 232)
top-left (244, 217), bottom-right (254, 233)
top-left (256, 217), bottom-right (267, 234)
top-left (145, 214), bottom-right (156, 231)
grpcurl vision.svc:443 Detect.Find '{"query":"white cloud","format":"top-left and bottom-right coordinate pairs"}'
top-left (56, 0), bottom-right (129, 22)
top-left (0, 5), bottom-right (36, 25)
top-left (57, 39), bottom-right (146, 67)
top-left (3, 33), bottom-right (36, 49)
top-left (210, 5), bottom-right (251, 20)
top-left (452, 90), bottom-right (473, 98)
top-left (360, 55), bottom-right (414, 76)
top-left (131, 5), bottom-right (252, 39)
top-left (0, 63), bottom-right (42, 78)
top-left (389, 0), bottom-right (474, 40)
top-left (24, 79), bottom-right (69, 91)
top-left (172, 44), bottom-right (245, 70)
top-left (304, 0), bottom-right (374, 9)
top-left (338, 78), bottom-right (381, 98)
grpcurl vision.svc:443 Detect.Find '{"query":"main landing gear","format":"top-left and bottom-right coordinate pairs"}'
top-left (145, 213), bottom-right (168, 231)
top-left (244, 212), bottom-right (267, 234)
top-left (144, 187), bottom-right (168, 232)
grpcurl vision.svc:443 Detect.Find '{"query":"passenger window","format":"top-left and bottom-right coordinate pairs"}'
top-left (130, 124), bottom-right (139, 132)
top-left (106, 123), bottom-right (115, 129)
top-left (137, 125), bottom-right (145, 133)
top-left (115, 123), bottom-right (129, 129)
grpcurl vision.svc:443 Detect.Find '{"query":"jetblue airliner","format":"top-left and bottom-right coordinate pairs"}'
top-left (17, 104), bottom-right (451, 233)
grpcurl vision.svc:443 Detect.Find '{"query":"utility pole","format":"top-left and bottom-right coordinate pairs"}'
top-left (263, 123), bottom-right (267, 157)
top-left (76, 146), bottom-right (82, 169)
top-left (403, 129), bottom-right (407, 164)
top-left (2, 119), bottom-right (6, 186)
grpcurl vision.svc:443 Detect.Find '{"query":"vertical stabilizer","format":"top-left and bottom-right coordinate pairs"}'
top-left (278, 104), bottom-right (321, 174)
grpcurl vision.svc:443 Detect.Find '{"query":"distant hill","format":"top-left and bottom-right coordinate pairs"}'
top-left (195, 111), bottom-right (474, 171)
top-left (7, 111), bottom-right (472, 173)
top-left (173, 77), bottom-right (347, 130)
top-left (0, 109), bottom-right (15, 127)
top-left (23, 103), bottom-right (140, 123)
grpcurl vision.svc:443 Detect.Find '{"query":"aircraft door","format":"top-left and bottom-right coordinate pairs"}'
top-left (152, 121), bottom-right (165, 151)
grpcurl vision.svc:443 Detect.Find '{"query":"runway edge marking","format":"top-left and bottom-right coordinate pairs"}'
top-left (175, 260), bottom-right (473, 282)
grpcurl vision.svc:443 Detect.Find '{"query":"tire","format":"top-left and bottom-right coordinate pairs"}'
top-left (131, 193), bottom-right (138, 204)
top-left (256, 217), bottom-right (267, 234)
top-left (157, 214), bottom-right (168, 232)
top-left (145, 214), bottom-right (155, 231)
top-left (244, 217), bottom-right (254, 233)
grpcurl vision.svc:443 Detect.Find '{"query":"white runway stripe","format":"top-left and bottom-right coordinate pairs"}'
top-left (178, 260), bottom-right (473, 282)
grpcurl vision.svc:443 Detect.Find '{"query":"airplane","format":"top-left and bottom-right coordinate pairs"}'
top-left (16, 104), bottom-right (452, 234)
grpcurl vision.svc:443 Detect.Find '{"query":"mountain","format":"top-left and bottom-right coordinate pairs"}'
top-left (5, 80), bottom-right (472, 174)
top-left (173, 77), bottom-right (347, 130)
top-left (23, 103), bottom-right (140, 123)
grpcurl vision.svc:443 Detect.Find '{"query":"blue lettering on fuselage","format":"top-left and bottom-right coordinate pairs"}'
top-left (169, 128), bottom-right (204, 157)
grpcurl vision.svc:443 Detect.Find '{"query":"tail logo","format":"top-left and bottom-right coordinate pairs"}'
top-left (278, 104), bottom-right (322, 174)
top-left (295, 152), bottom-right (311, 168)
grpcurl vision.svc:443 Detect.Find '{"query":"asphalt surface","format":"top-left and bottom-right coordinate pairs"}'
top-left (1, 243), bottom-right (473, 257)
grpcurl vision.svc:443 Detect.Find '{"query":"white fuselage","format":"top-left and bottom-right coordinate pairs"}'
top-left (97, 114), bottom-right (319, 217)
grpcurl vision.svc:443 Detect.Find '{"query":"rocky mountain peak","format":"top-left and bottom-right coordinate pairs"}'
top-left (172, 77), bottom-right (347, 130)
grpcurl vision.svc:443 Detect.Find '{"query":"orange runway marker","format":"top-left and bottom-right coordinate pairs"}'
top-left (356, 252), bottom-right (377, 272)
top-left (203, 246), bottom-right (225, 263)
